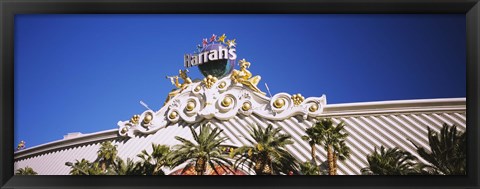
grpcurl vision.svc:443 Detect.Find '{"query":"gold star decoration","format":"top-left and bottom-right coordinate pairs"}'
top-left (226, 39), bottom-right (236, 48)
top-left (217, 34), bottom-right (227, 43)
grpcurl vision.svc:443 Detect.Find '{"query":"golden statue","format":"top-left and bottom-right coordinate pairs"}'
top-left (17, 140), bottom-right (25, 151)
top-left (164, 69), bottom-right (192, 105)
top-left (231, 59), bottom-right (266, 95)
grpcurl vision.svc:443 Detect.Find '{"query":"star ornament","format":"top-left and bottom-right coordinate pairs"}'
top-left (202, 38), bottom-right (208, 47)
top-left (227, 39), bottom-right (236, 48)
top-left (210, 34), bottom-right (217, 42)
top-left (217, 34), bottom-right (227, 43)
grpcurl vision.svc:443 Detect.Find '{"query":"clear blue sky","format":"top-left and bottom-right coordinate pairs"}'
top-left (14, 14), bottom-right (466, 148)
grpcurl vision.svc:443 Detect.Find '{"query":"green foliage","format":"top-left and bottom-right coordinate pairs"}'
top-left (361, 146), bottom-right (419, 175)
top-left (410, 124), bottom-right (466, 175)
top-left (136, 144), bottom-right (171, 175)
top-left (168, 123), bottom-right (233, 175)
top-left (312, 118), bottom-right (350, 175)
top-left (15, 166), bottom-right (38, 175)
top-left (67, 139), bottom-right (175, 175)
top-left (302, 122), bottom-right (323, 165)
top-left (112, 157), bottom-right (141, 175)
top-left (313, 119), bottom-right (349, 152)
top-left (230, 124), bottom-right (299, 175)
top-left (67, 158), bottom-right (105, 175)
top-left (69, 159), bottom-right (91, 175)
top-left (97, 141), bottom-right (118, 171)
top-left (333, 140), bottom-right (350, 161)
top-left (299, 161), bottom-right (319, 175)
top-left (361, 123), bottom-right (466, 176)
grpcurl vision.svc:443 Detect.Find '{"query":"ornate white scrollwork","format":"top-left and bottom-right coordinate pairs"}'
top-left (118, 75), bottom-right (327, 138)
top-left (270, 93), bottom-right (292, 113)
top-left (238, 100), bottom-right (253, 116)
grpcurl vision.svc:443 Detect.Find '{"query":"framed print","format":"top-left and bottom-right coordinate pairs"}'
top-left (1, 0), bottom-right (479, 189)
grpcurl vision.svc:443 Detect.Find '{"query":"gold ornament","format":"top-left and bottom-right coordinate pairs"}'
top-left (169, 111), bottom-right (178, 119)
top-left (217, 33), bottom-right (227, 43)
top-left (203, 75), bottom-right (218, 89)
top-left (221, 97), bottom-right (233, 107)
top-left (242, 102), bottom-right (251, 111)
top-left (17, 140), bottom-right (26, 150)
top-left (121, 127), bottom-right (128, 134)
top-left (309, 104), bottom-right (318, 112)
top-left (186, 101), bottom-right (196, 111)
top-left (218, 81), bottom-right (226, 89)
top-left (130, 115), bottom-right (140, 124)
top-left (143, 113), bottom-right (153, 124)
top-left (273, 98), bottom-right (285, 108)
top-left (194, 85), bottom-right (201, 92)
top-left (291, 94), bottom-right (305, 105)
top-left (164, 69), bottom-right (192, 106)
top-left (230, 59), bottom-right (266, 95)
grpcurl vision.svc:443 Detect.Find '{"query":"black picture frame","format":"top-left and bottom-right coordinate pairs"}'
top-left (1, 0), bottom-right (479, 189)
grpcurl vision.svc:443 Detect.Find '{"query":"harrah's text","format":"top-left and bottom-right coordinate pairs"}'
top-left (184, 45), bottom-right (236, 68)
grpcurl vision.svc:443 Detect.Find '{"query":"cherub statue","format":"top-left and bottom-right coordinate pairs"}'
top-left (164, 69), bottom-right (192, 105)
top-left (17, 140), bottom-right (25, 151)
top-left (231, 59), bottom-right (266, 95)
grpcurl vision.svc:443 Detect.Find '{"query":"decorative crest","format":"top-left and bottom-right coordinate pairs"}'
top-left (118, 33), bottom-right (327, 138)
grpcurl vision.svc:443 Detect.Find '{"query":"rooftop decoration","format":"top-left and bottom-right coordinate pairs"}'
top-left (164, 69), bottom-right (192, 105)
top-left (117, 34), bottom-right (327, 138)
top-left (16, 140), bottom-right (26, 151)
top-left (185, 34), bottom-right (236, 78)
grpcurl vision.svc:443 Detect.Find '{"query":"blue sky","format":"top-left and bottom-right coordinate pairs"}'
top-left (14, 14), bottom-right (466, 148)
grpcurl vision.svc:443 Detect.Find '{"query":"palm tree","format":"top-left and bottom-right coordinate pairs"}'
top-left (299, 161), bottom-right (319, 175)
top-left (15, 166), bottom-right (37, 175)
top-left (301, 123), bottom-right (323, 165)
top-left (314, 118), bottom-right (349, 175)
top-left (410, 124), bottom-right (466, 175)
top-left (332, 140), bottom-right (350, 175)
top-left (66, 159), bottom-right (105, 175)
top-left (361, 146), bottom-right (419, 175)
top-left (88, 162), bottom-right (105, 175)
top-left (137, 144), bottom-right (171, 175)
top-left (168, 123), bottom-right (233, 175)
top-left (112, 157), bottom-right (140, 175)
top-left (230, 124), bottom-right (299, 175)
top-left (68, 159), bottom-right (91, 175)
top-left (96, 141), bottom-right (118, 172)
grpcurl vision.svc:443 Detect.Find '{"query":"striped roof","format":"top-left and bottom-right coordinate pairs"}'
top-left (14, 97), bottom-right (466, 175)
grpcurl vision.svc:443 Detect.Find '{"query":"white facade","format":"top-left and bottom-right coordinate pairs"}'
top-left (14, 76), bottom-right (466, 175)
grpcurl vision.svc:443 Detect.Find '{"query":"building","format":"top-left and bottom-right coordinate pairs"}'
top-left (13, 73), bottom-right (466, 175)
top-left (14, 35), bottom-right (466, 175)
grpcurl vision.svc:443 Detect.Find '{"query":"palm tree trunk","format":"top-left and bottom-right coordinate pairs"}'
top-left (332, 154), bottom-right (337, 175)
top-left (311, 144), bottom-right (317, 165)
top-left (101, 162), bottom-right (106, 172)
top-left (254, 159), bottom-right (262, 175)
top-left (260, 160), bottom-right (268, 175)
top-left (267, 158), bottom-right (273, 175)
top-left (327, 144), bottom-right (335, 175)
top-left (195, 158), bottom-right (206, 175)
top-left (153, 165), bottom-right (161, 175)
top-left (255, 160), bottom-right (272, 175)
top-left (255, 156), bottom-right (269, 175)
